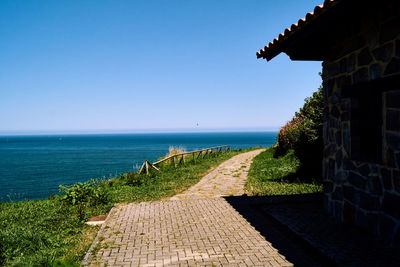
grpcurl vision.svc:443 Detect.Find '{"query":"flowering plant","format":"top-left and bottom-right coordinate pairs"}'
top-left (275, 85), bottom-right (324, 180)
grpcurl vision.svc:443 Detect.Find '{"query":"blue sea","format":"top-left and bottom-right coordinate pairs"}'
top-left (0, 132), bottom-right (277, 202)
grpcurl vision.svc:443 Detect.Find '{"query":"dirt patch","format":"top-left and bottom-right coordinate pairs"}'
top-left (88, 214), bottom-right (108, 222)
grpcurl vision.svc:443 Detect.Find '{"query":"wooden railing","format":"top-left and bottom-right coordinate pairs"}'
top-left (137, 145), bottom-right (231, 175)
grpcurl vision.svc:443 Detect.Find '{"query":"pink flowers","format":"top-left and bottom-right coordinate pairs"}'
top-left (277, 96), bottom-right (323, 152)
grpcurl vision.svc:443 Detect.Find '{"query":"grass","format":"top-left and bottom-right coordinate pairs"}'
top-left (0, 200), bottom-right (92, 267)
top-left (0, 148), bottom-right (251, 267)
top-left (245, 148), bottom-right (322, 196)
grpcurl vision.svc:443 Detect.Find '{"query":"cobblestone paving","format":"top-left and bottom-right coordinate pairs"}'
top-left (83, 149), bottom-right (295, 266)
top-left (263, 199), bottom-right (400, 267)
top-left (171, 149), bottom-right (265, 200)
top-left (83, 199), bottom-right (293, 266)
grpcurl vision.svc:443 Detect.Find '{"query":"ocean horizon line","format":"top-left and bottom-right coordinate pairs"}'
top-left (0, 128), bottom-right (280, 136)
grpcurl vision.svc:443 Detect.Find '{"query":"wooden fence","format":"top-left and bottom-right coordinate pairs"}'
top-left (137, 145), bottom-right (231, 175)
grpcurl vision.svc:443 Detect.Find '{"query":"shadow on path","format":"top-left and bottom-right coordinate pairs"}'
top-left (224, 193), bottom-right (399, 267)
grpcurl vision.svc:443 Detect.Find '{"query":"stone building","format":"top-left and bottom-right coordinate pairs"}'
top-left (257, 0), bottom-right (400, 245)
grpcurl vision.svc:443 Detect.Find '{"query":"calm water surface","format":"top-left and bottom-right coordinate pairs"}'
top-left (0, 132), bottom-right (276, 201)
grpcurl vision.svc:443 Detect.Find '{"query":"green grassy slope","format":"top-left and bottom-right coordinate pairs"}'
top-left (245, 148), bottom-right (322, 196)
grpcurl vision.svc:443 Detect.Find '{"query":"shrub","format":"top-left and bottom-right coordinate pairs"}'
top-left (276, 85), bottom-right (324, 182)
top-left (89, 186), bottom-right (109, 207)
top-left (59, 180), bottom-right (108, 220)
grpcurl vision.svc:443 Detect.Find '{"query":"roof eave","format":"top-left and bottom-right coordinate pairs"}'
top-left (257, 0), bottom-right (355, 61)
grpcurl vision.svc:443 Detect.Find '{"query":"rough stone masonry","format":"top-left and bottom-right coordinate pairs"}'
top-left (321, 1), bottom-right (400, 246)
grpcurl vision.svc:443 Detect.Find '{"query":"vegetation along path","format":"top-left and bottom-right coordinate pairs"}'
top-left (83, 149), bottom-right (294, 266)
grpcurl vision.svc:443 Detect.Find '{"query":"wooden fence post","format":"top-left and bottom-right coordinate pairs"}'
top-left (145, 160), bottom-right (149, 175)
top-left (138, 161), bottom-right (146, 174)
top-left (172, 156), bottom-right (176, 167)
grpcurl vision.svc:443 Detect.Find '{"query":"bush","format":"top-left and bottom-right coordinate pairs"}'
top-left (276, 85), bottom-right (324, 182)
top-left (59, 180), bottom-right (108, 220)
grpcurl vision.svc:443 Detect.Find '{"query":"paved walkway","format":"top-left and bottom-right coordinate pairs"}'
top-left (83, 149), bottom-right (295, 266)
top-left (83, 199), bottom-right (293, 266)
top-left (171, 149), bottom-right (265, 200)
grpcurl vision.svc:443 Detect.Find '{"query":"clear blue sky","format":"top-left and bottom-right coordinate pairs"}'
top-left (0, 0), bottom-right (323, 134)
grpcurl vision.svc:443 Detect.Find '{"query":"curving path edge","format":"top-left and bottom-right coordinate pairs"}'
top-left (83, 148), bottom-right (294, 267)
top-left (170, 149), bottom-right (265, 200)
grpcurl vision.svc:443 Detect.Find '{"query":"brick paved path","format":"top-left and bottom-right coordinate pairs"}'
top-left (171, 149), bottom-right (265, 200)
top-left (83, 149), bottom-right (294, 266)
top-left (83, 199), bottom-right (293, 266)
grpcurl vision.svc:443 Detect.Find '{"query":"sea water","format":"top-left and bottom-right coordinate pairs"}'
top-left (0, 132), bottom-right (277, 201)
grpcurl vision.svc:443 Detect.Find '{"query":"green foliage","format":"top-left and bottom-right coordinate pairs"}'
top-left (60, 182), bottom-right (92, 206)
top-left (0, 199), bottom-right (94, 267)
top-left (51, 259), bottom-right (80, 267)
top-left (119, 172), bottom-right (148, 186)
top-left (245, 148), bottom-right (322, 196)
top-left (276, 84), bottom-right (324, 181)
top-left (59, 180), bottom-right (108, 221)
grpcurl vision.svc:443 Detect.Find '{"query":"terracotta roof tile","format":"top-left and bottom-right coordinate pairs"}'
top-left (257, 0), bottom-right (342, 60)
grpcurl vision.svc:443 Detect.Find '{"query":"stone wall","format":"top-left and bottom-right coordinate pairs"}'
top-left (321, 3), bottom-right (400, 246)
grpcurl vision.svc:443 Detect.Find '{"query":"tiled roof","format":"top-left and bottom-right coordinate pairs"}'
top-left (256, 0), bottom-right (343, 60)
